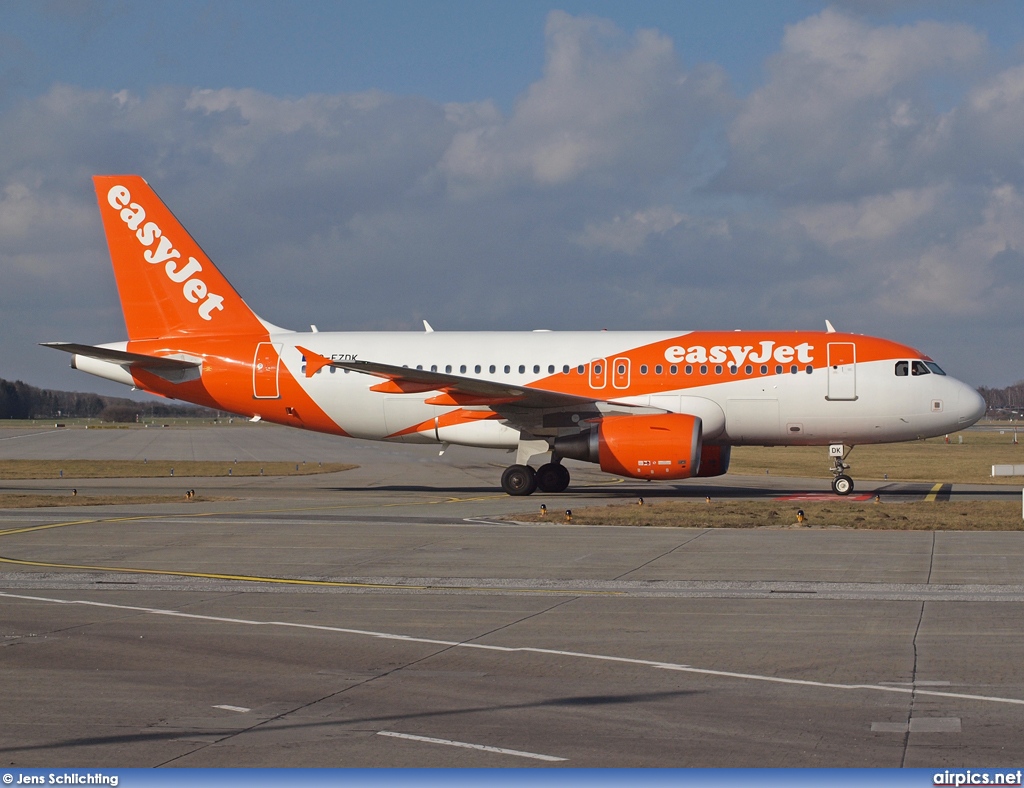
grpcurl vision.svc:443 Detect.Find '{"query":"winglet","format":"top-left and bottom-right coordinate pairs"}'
top-left (296, 346), bottom-right (333, 378)
top-left (825, 320), bottom-right (837, 334)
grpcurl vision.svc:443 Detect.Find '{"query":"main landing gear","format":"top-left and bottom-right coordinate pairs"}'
top-left (829, 444), bottom-right (854, 495)
top-left (500, 462), bottom-right (570, 496)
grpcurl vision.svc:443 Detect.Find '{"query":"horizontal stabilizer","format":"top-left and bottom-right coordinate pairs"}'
top-left (40, 342), bottom-right (202, 370)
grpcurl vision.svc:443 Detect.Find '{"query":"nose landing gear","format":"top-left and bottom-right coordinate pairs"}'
top-left (829, 444), bottom-right (854, 495)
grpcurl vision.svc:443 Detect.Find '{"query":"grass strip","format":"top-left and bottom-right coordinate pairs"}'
top-left (731, 431), bottom-right (1022, 485)
top-left (519, 499), bottom-right (1022, 530)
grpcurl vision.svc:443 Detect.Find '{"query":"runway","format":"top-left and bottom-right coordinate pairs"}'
top-left (1, 425), bottom-right (1023, 767)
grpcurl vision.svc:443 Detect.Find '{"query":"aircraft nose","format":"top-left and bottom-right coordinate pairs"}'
top-left (957, 384), bottom-right (986, 428)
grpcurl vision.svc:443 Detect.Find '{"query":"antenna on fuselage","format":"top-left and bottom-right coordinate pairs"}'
top-left (825, 320), bottom-right (837, 333)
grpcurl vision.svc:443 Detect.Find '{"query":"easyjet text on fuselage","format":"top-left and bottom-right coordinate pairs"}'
top-left (663, 341), bottom-right (814, 367)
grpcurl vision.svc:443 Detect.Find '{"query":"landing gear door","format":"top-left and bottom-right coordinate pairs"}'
top-left (253, 342), bottom-right (283, 399)
top-left (826, 342), bottom-right (857, 401)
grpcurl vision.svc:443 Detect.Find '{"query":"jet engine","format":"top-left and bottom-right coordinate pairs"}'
top-left (554, 413), bottom-right (702, 480)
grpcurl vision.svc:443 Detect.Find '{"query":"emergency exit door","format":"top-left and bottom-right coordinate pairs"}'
top-left (253, 342), bottom-right (283, 399)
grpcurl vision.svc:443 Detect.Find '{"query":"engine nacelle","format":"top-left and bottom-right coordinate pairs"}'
top-left (555, 413), bottom-right (702, 480)
top-left (694, 444), bottom-right (731, 477)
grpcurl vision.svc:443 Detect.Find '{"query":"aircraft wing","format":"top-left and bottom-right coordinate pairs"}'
top-left (298, 348), bottom-right (660, 433)
top-left (41, 342), bottom-right (202, 371)
top-left (329, 357), bottom-right (595, 409)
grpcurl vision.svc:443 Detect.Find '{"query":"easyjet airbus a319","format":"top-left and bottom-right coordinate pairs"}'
top-left (45, 176), bottom-right (986, 496)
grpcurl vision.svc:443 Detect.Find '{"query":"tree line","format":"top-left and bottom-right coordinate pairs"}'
top-left (978, 381), bottom-right (1024, 415)
top-left (0, 377), bottom-right (217, 421)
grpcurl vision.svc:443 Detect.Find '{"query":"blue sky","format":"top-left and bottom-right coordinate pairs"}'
top-left (2, 0), bottom-right (1024, 393)
top-left (8, 1), bottom-right (1024, 105)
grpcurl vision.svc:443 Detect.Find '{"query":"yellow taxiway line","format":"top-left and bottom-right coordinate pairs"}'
top-left (0, 495), bottom-right (619, 595)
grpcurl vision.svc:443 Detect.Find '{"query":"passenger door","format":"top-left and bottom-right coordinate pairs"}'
top-left (826, 342), bottom-right (857, 401)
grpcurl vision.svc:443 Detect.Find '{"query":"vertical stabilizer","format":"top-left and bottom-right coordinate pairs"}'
top-left (93, 175), bottom-right (267, 340)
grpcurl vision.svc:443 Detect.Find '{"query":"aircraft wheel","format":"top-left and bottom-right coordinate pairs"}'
top-left (535, 463), bottom-right (570, 493)
top-left (832, 475), bottom-right (854, 496)
top-left (501, 464), bottom-right (537, 496)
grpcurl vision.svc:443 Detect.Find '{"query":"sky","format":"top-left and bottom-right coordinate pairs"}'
top-left (2, 0), bottom-right (1024, 397)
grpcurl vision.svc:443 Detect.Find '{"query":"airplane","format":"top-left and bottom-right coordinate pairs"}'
top-left (43, 175), bottom-right (987, 497)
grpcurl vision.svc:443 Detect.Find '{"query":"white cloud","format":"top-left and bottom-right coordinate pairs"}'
top-left (717, 8), bottom-right (985, 199)
top-left (576, 206), bottom-right (687, 255)
top-left (439, 11), bottom-right (730, 190)
top-left (790, 186), bottom-right (946, 246)
top-left (883, 183), bottom-right (1024, 310)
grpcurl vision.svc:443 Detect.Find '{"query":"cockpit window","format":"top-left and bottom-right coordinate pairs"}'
top-left (925, 361), bottom-right (946, 376)
top-left (895, 361), bottom-right (908, 377)
top-left (911, 360), bottom-right (930, 376)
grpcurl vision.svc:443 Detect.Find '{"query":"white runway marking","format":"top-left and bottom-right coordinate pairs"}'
top-left (213, 704), bottom-right (250, 713)
top-left (377, 730), bottom-right (566, 761)
top-left (3, 591), bottom-right (1022, 708)
top-left (0, 430), bottom-right (63, 442)
top-left (871, 718), bottom-right (961, 733)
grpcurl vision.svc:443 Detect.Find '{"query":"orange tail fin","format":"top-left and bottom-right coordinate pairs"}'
top-left (93, 175), bottom-right (268, 340)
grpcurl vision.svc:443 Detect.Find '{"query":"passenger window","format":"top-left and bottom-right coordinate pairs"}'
top-left (729, 365), bottom-right (737, 374)
top-left (460, 365), bottom-right (467, 373)
top-left (562, 365), bottom-right (570, 374)
top-left (519, 365), bottom-right (526, 374)
top-left (577, 365), bottom-right (585, 374)
top-left (445, 365), bottom-right (452, 373)
top-left (805, 366), bottom-right (813, 374)
top-left (655, 365), bottom-right (663, 374)
top-left (715, 365), bottom-right (723, 374)
top-left (775, 365), bottom-right (782, 374)
top-left (548, 365), bottom-right (555, 374)
top-left (504, 365), bottom-right (510, 374)
top-left (640, 365), bottom-right (648, 375)
top-left (700, 365), bottom-right (707, 375)
top-left (430, 365), bottom-right (437, 372)
top-left (684, 365), bottom-right (691, 375)
top-left (671, 365), bottom-right (679, 375)
top-left (745, 365), bottom-right (753, 375)
top-left (489, 365), bottom-right (496, 373)
top-left (475, 364), bottom-right (481, 374)
top-left (416, 365), bottom-right (423, 370)
top-left (760, 365), bottom-right (768, 375)
top-left (594, 364), bottom-right (603, 375)
top-left (790, 366), bottom-right (798, 374)
top-left (533, 365), bottom-right (540, 374)
top-left (895, 361), bottom-right (908, 377)
top-left (912, 361), bottom-right (930, 376)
